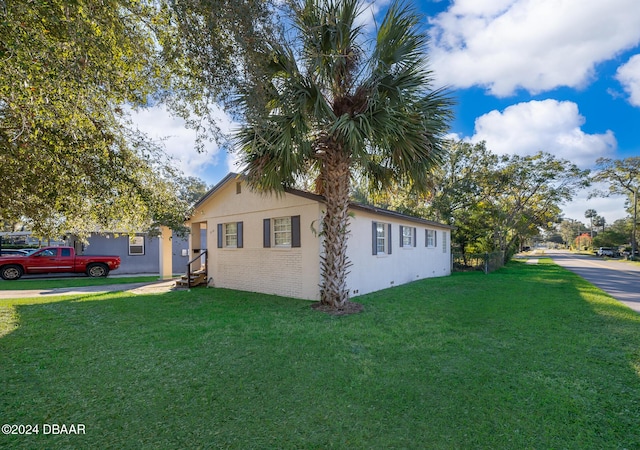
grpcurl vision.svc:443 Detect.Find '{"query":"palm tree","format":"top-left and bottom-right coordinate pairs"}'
top-left (585, 209), bottom-right (597, 239)
top-left (236, 0), bottom-right (453, 308)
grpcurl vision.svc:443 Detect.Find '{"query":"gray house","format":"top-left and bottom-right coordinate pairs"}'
top-left (72, 232), bottom-right (200, 275)
top-left (1, 230), bottom-right (196, 277)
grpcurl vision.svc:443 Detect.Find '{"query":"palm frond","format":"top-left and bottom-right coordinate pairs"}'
top-left (235, 38), bottom-right (333, 191)
top-left (297, 0), bottom-right (365, 98)
top-left (373, 0), bottom-right (428, 72)
top-left (351, 0), bottom-right (453, 192)
top-left (237, 0), bottom-right (453, 194)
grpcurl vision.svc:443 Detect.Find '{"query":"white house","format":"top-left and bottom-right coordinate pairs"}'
top-left (185, 173), bottom-right (453, 300)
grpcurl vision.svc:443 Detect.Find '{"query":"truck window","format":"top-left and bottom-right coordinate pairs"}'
top-left (61, 248), bottom-right (71, 257)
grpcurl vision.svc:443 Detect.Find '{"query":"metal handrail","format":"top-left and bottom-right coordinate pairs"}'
top-left (186, 249), bottom-right (208, 289)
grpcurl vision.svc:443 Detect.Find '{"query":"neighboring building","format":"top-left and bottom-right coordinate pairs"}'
top-left (186, 173), bottom-right (453, 300)
top-left (1, 231), bottom-right (195, 276)
top-left (77, 232), bottom-right (193, 275)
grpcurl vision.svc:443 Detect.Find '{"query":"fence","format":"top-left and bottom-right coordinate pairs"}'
top-left (452, 252), bottom-right (505, 274)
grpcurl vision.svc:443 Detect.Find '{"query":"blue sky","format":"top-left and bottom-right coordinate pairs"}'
top-left (133, 0), bottom-right (640, 225)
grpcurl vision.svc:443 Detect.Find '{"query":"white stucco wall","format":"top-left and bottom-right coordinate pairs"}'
top-left (345, 209), bottom-right (452, 297)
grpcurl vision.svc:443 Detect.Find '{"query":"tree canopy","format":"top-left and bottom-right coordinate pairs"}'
top-left (386, 140), bottom-right (590, 259)
top-left (591, 157), bottom-right (640, 198)
top-left (592, 218), bottom-right (632, 249)
top-left (591, 157), bottom-right (640, 256)
top-left (0, 0), bottom-right (273, 239)
top-left (557, 218), bottom-right (588, 248)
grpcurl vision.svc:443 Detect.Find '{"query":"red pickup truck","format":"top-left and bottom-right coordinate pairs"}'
top-left (0, 247), bottom-right (121, 280)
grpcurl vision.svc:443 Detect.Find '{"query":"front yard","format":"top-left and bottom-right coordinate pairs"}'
top-left (1, 260), bottom-right (639, 448)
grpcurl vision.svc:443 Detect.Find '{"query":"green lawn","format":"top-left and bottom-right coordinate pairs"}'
top-left (1, 260), bottom-right (639, 448)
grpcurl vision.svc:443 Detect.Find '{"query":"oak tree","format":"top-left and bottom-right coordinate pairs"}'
top-left (0, 0), bottom-right (273, 239)
top-left (591, 157), bottom-right (640, 257)
top-left (426, 141), bottom-right (589, 260)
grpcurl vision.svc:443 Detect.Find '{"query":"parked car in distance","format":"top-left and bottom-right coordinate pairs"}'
top-left (596, 247), bottom-right (618, 257)
top-left (0, 249), bottom-right (31, 256)
top-left (0, 246), bottom-right (120, 280)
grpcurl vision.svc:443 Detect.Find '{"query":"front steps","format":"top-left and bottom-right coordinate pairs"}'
top-left (175, 269), bottom-right (207, 288)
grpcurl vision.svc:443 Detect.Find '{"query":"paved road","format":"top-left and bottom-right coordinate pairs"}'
top-left (545, 249), bottom-right (640, 313)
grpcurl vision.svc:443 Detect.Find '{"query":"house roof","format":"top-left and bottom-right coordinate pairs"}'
top-left (192, 172), bottom-right (243, 210)
top-left (193, 173), bottom-right (454, 230)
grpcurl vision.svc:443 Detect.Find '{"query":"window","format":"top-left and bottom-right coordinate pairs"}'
top-left (61, 248), bottom-right (71, 257)
top-left (225, 223), bottom-right (237, 247)
top-left (442, 231), bottom-right (447, 253)
top-left (426, 229), bottom-right (437, 248)
top-left (400, 226), bottom-right (416, 247)
top-left (377, 222), bottom-right (386, 253)
top-left (273, 217), bottom-right (292, 246)
top-left (372, 221), bottom-right (392, 255)
top-left (217, 222), bottom-right (243, 248)
top-left (129, 236), bottom-right (145, 255)
top-left (263, 216), bottom-right (301, 248)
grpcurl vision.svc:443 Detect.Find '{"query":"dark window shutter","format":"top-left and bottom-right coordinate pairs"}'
top-left (291, 215), bottom-right (301, 248)
top-left (425, 229), bottom-right (428, 247)
top-left (263, 219), bottom-right (271, 248)
top-left (372, 222), bottom-right (378, 255)
top-left (237, 222), bottom-right (243, 248)
top-left (413, 227), bottom-right (417, 247)
top-left (435, 230), bottom-right (438, 247)
top-left (217, 224), bottom-right (223, 248)
top-left (399, 226), bottom-right (404, 248)
top-left (387, 223), bottom-right (392, 254)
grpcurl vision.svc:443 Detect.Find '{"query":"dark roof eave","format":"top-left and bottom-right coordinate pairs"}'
top-left (284, 187), bottom-right (454, 230)
top-left (347, 202), bottom-right (455, 230)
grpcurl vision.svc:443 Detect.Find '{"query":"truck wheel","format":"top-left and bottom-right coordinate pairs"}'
top-left (1, 265), bottom-right (23, 280)
top-left (87, 263), bottom-right (109, 278)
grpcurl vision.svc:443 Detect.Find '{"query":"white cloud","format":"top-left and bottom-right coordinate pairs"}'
top-left (464, 99), bottom-right (624, 222)
top-left (354, 0), bottom-right (392, 35)
top-left (226, 147), bottom-right (244, 174)
top-left (468, 99), bottom-right (616, 167)
top-left (129, 105), bottom-right (238, 183)
top-left (561, 186), bottom-right (629, 224)
top-left (429, 0), bottom-right (640, 96)
top-left (616, 54), bottom-right (640, 107)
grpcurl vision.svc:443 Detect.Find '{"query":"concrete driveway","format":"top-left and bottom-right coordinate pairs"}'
top-left (0, 279), bottom-right (179, 300)
top-left (545, 249), bottom-right (640, 313)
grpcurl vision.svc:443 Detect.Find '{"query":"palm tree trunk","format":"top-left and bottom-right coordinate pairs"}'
top-left (319, 147), bottom-right (351, 308)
